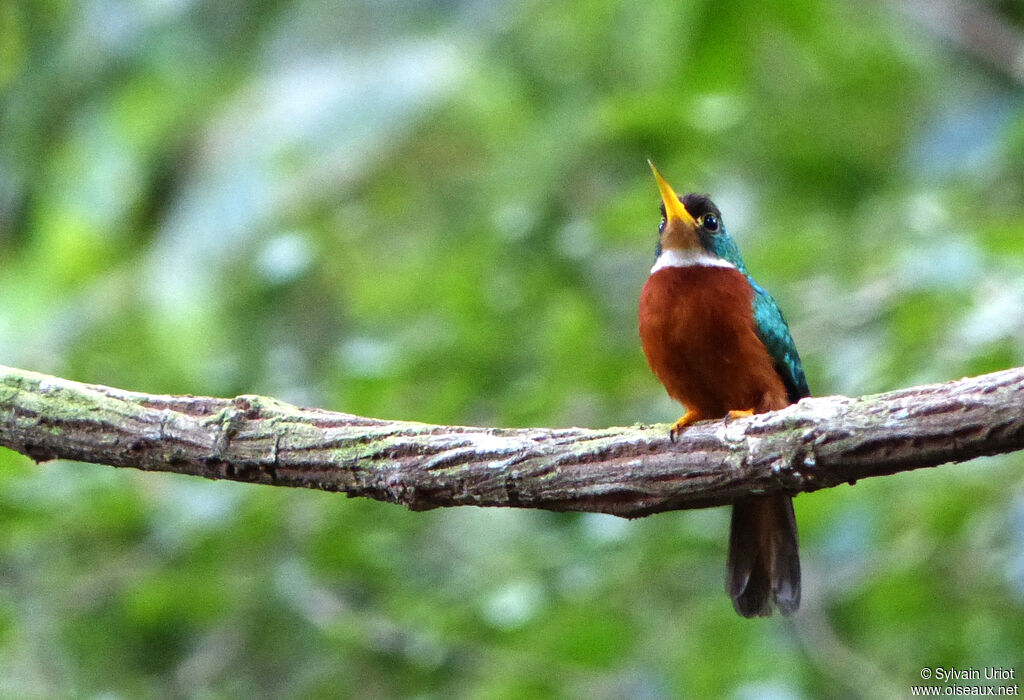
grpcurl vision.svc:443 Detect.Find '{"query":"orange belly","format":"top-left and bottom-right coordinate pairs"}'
top-left (638, 265), bottom-right (789, 417)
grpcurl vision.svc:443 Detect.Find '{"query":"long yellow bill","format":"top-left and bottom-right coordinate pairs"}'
top-left (648, 160), bottom-right (697, 227)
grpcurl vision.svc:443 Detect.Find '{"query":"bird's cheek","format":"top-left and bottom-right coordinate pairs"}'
top-left (662, 221), bottom-right (701, 251)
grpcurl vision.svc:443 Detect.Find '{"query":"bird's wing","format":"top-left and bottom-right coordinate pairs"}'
top-left (749, 280), bottom-right (810, 402)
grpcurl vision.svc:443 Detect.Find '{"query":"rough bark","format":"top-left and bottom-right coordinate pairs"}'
top-left (1, 364), bottom-right (1022, 518)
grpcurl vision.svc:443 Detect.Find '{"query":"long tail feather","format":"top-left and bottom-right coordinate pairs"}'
top-left (727, 495), bottom-right (801, 617)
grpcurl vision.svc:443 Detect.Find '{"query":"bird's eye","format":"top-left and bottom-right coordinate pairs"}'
top-left (701, 213), bottom-right (720, 232)
top-left (659, 216), bottom-right (666, 233)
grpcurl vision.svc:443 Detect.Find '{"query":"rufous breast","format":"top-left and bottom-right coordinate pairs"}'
top-left (638, 265), bottom-right (789, 418)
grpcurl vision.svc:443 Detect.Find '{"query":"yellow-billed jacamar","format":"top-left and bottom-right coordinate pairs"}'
top-left (638, 162), bottom-right (806, 617)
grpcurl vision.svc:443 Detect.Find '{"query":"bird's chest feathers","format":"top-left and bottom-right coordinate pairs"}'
top-left (640, 265), bottom-right (755, 351)
top-left (638, 263), bottom-right (786, 414)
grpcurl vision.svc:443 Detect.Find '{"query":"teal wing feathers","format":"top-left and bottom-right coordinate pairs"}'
top-left (705, 228), bottom-right (810, 402)
top-left (749, 279), bottom-right (810, 402)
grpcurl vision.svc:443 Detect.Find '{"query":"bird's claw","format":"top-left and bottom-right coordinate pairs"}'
top-left (724, 409), bottom-right (755, 425)
top-left (669, 411), bottom-right (701, 442)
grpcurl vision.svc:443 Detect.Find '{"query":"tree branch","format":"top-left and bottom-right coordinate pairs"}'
top-left (1, 364), bottom-right (1022, 518)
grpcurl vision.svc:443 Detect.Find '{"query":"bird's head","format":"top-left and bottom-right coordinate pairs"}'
top-left (648, 161), bottom-right (745, 271)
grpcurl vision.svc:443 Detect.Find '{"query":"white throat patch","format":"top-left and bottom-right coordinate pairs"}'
top-left (650, 249), bottom-right (736, 274)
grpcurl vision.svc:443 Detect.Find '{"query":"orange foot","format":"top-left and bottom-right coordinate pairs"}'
top-left (725, 409), bottom-right (755, 423)
top-left (669, 411), bottom-right (703, 442)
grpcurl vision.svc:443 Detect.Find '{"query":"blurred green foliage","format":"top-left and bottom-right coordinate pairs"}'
top-left (2, 0), bottom-right (1024, 697)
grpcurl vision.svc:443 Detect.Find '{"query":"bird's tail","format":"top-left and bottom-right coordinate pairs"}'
top-left (727, 494), bottom-right (801, 617)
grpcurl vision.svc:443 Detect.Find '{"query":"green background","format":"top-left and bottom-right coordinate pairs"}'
top-left (2, 0), bottom-right (1023, 697)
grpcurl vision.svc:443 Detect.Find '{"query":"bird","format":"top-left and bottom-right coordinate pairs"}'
top-left (638, 161), bottom-right (808, 617)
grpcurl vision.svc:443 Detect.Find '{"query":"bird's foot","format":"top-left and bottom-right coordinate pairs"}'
top-left (669, 411), bottom-right (702, 442)
top-left (724, 409), bottom-right (755, 424)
